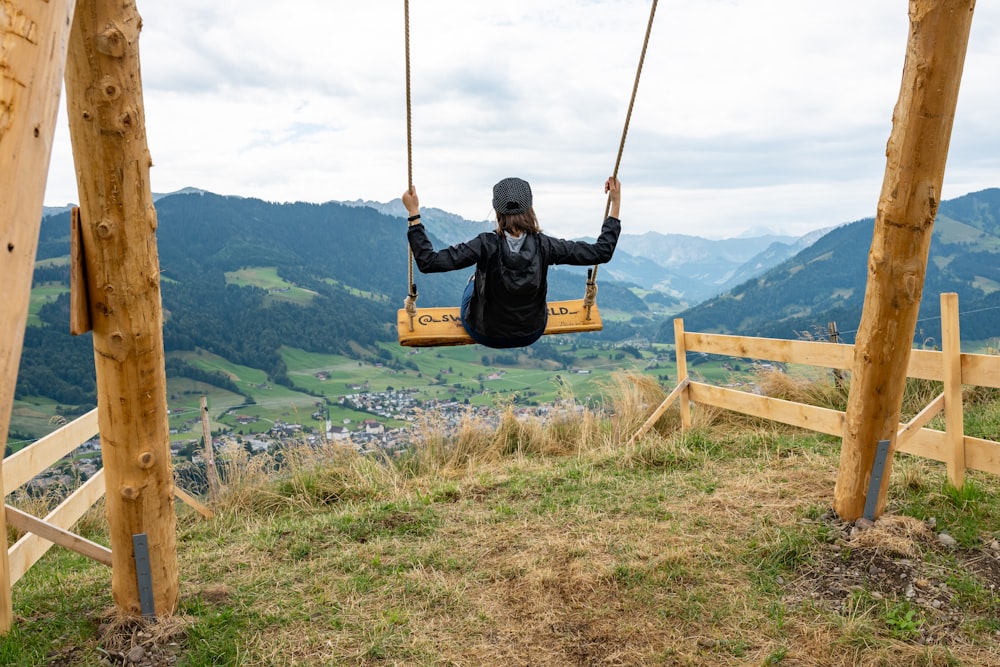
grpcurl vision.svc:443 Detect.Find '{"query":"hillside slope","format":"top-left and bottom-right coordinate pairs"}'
top-left (661, 188), bottom-right (1000, 342)
top-left (18, 192), bottom-right (649, 411)
top-left (7, 397), bottom-right (1000, 666)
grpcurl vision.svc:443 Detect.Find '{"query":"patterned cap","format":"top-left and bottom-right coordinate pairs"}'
top-left (492, 177), bottom-right (533, 215)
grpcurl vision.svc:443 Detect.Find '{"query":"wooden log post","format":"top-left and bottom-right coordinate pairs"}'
top-left (828, 321), bottom-right (845, 390)
top-left (673, 318), bottom-right (691, 429)
top-left (1, 0), bottom-right (77, 634)
top-left (940, 293), bottom-right (965, 488)
top-left (834, 0), bottom-right (975, 521)
top-left (63, 0), bottom-right (178, 616)
top-left (199, 395), bottom-right (220, 503)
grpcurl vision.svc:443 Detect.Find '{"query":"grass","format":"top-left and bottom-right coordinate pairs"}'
top-left (7, 373), bottom-right (1000, 665)
top-left (224, 266), bottom-right (317, 306)
top-left (27, 282), bottom-right (68, 327)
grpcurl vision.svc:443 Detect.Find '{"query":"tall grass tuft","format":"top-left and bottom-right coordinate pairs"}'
top-left (397, 396), bottom-right (605, 480)
top-left (756, 367), bottom-right (849, 411)
top-left (899, 378), bottom-right (944, 421)
top-left (396, 409), bottom-right (501, 478)
top-left (191, 365), bottom-right (1000, 529)
top-left (620, 428), bottom-right (700, 471)
top-left (213, 440), bottom-right (397, 516)
top-left (544, 399), bottom-right (604, 455)
top-left (603, 372), bottom-right (677, 444)
top-left (6, 486), bottom-right (109, 545)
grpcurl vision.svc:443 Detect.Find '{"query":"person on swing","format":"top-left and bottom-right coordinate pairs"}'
top-left (403, 176), bottom-right (621, 349)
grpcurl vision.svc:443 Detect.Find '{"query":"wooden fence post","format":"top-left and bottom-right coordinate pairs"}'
top-left (673, 318), bottom-right (691, 429)
top-left (200, 396), bottom-right (220, 503)
top-left (941, 293), bottom-right (965, 488)
top-left (828, 321), bottom-right (845, 390)
top-left (0, 0), bottom-right (77, 634)
top-left (64, 0), bottom-right (179, 616)
top-left (834, 0), bottom-right (975, 521)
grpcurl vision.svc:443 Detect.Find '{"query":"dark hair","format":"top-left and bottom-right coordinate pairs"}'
top-left (496, 208), bottom-right (541, 237)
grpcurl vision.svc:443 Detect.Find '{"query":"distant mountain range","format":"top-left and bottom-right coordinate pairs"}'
top-left (21, 191), bottom-right (649, 408)
top-left (345, 197), bottom-right (828, 308)
top-left (22, 187), bottom-right (1000, 413)
top-left (349, 186), bottom-right (1000, 344)
top-left (46, 188), bottom-right (832, 310)
top-left (662, 188), bottom-right (1000, 344)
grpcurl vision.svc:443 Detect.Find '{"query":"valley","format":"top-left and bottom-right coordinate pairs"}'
top-left (11, 336), bottom-right (735, 452)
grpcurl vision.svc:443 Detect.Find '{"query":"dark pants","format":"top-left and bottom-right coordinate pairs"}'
top-left (460, 276), bottom-right (546, 349)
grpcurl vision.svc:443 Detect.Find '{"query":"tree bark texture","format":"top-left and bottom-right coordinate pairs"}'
top-left (0, 0), bottom-right (76, 633)
top-left (834, 0), bottom-right (975, 521)
top-left (64, 0), bottom-right (178, 616)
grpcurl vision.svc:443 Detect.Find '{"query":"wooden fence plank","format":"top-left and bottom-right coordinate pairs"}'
top-left (895, 428), bottom-right (949, 466)
top-left (687, 382), bottom-right (845, 436)
top-left (905, 349), bottom-right (944, 381)
top-left (676, 378), bottom-right (993, 476)
top-left (961, 354), bottom-right (1000, 389)
top-left (5, 505), bottom-right (111, 567)
top-left (3, 410), bottom-right (99, 495)
top-left (683, 333), bottom-right (854, 369)
top-left (8, 470), bottom-right (106, 586)
top-left (173, 487), bottom-right (214, 520)
top-left (941, 293), bottom-right (965, 487)
top-left (678, 330), bottom-right (997, 389)
top-left (895, 393), bottom-right (945, 451)
top-left (891, 419), bottom-right (1000, 489)
top-left (964, 436), bottom-right (1000, 477)
top-left (625, 378), bottom-right (690, 446)
top-left (674, 319), bottom-right (691, 428)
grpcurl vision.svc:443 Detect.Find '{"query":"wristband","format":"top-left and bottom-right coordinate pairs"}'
top-left (407, 214), bottom-right (421, 222)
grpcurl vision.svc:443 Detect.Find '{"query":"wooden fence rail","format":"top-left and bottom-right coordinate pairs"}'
top-left (3, 409), bottom-right (99, 494)
top-left (633, 294), bottom-right (1000, 486)
top-left (3, 411), bottom-right (104, 594)
top-left (2, 411), bottom-right (213, 627)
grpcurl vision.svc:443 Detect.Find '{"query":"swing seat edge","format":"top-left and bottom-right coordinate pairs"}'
top-left (397, 299), bottom-right (603, 347)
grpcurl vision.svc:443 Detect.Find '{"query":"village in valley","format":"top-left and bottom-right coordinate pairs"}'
top-left (18, 337), bottom-right (674, 497)
top-left (24, 380), bottom-right (593, 498)
top-left (201, 386), bottom-right (580, 459)
top-left (31, 391), bottom-right (574, 497)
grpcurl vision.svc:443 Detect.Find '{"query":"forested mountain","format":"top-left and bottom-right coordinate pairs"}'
top-left (606, 229), bottom-right (826, 303)
top-left (659, 188), bottom-right (1000, 344)
top-left (355, 198), bottom-right (824, 306)
top-left (19, 192), bottom-right (647, 405)
top-left (20, 187), bottom-right (1000, 411)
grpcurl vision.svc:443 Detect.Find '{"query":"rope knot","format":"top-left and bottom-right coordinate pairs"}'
top-left (404, 291), bottom-right (419, 331)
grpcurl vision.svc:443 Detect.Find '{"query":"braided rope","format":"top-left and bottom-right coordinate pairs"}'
top-left (403, 1), bottom-right (657, 326)
top-left (586, 0), bottom-right (658, 319)
top-left (404, 0), bottom-right (417, 330)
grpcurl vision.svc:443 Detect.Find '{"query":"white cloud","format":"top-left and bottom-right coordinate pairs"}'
top-left (44, 0), bottom-right (1000, 240)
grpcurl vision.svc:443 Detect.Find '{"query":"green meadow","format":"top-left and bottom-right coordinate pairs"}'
top-left (13, 263), bottom-right (747, 444)
top-left (223, 266), bottom-right (317, 306)
top-left (27, 283), bottom-right (69, 327)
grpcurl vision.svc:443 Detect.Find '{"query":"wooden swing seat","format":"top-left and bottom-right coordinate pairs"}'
top-left (397, 299), bottom-right (602, 347)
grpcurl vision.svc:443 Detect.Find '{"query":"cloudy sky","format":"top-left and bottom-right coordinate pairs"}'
top-left (44, 1), bottom-right (1000, 239)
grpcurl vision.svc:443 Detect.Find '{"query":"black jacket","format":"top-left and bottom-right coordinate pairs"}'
top-left (407, 216), bottom-right (621, 338)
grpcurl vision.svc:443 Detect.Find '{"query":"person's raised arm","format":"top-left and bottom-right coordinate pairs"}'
top-left (604, 177), bottom-right (621, 220)
top-left (402, 186), bottom-right (421, 226)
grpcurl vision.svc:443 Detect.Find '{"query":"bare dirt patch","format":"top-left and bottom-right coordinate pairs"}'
top-left (789, 511), bottom-right (1000, 646)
